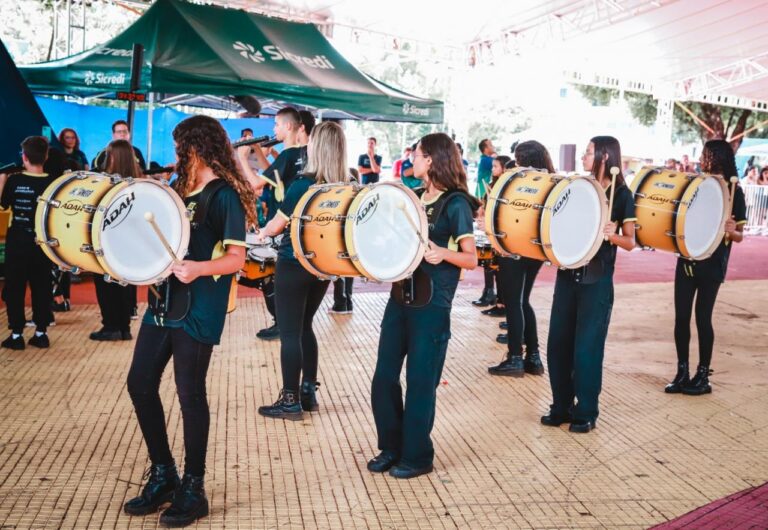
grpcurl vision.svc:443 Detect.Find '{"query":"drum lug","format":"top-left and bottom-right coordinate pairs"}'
top-left (635, 192), bottom-right (646, 198)
top-left (109, 174), bottom-right (123, 184)
top-left (333, 215), bottom-right (348, 221)
top-left (40, 197), bottom-right (61, 207)
top-left (296, 215), bottom-right (313, 222)
top-left (70, 266), bottom-right (81, 274)
top-left (532, 204), bottom-right (546, 210)
top-left (80, 244), bottom-right (94, 253)
top-left (103, 274), bottom-right (128, 286)
top-left (493, 231), bottom-right (507, 239)
top-left (665, 231), bottom-right (684, 240)
top-left (337, 252), bottom-right (351, 259)
top-left (488, 196), bottom-right (509, 205)
top-left (37, 237), bottom-right (60, 248)
top-left (82, 204), bottom-right (97, 214)
top-left (303, 252), bottom-right (316, 259)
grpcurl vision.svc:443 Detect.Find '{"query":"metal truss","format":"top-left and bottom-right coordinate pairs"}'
top-left (466, 0), bottom-right (671, 67)
top-left (674, 52), bottom-right (768, 103)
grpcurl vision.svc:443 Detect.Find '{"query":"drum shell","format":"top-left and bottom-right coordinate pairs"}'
top-left (291, 184), bottom-right (360, 278)
top-left (242, 247), bottom-right (276, 280)
top-left (632, 167), bottom-right (728, 260)
top-left (484, 169), bottom-right (552, 262)
top-left (34, 172), bottom-right (114, 274)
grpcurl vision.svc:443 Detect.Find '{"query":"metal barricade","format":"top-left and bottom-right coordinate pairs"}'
top-left (743, 184), bottom-right (768, 235)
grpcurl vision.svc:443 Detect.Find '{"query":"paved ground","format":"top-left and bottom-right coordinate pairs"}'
top-left (1, 271), bottom-right (766, 528)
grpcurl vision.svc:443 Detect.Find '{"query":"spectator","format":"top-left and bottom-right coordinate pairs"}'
top-left (358, 137), bottom-right (382, 184)
top-left (456, 143), bottom-right (469, 171)
top-left (392, 146), bottom-right (412, 179)
top-left (92, 120), bottom-right (146, 172)
top-left (58, 128), bottom-right (89, 170)
top-left (475, 139), bottom-right (496, 197)
top-left (665, 158), bottom-right (677, 170)
top-left (400, 142), bottom-right (421, 190)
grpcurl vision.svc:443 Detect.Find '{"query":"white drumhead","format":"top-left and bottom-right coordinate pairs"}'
top-left (98, 181), bottom-right (186, 283)
top-left (350, 185), bottom-right (422, 282)
top-left (547, 178), bottom-right (603, 267)
top-left (247, 246), bottom-right (277, 262)
top-left (683, 177), bottom-right (725, 259)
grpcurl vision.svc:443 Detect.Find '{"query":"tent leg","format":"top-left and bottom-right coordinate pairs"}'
top-left (146, 92), bottom-right (154, 164)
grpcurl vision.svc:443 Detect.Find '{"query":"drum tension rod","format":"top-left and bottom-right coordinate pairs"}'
top-left (494, 231), bottom-right (507, 239)
top-left (665, 231), bottom-right (685, 240)
top-left (303, 252), bottom-right (316, 259)
top-left (489, 196), bottom-right (509, 204)
top-left (38, 238), bottom-right (60, 247)
top-left (297, 215), bottom-right (313, 222)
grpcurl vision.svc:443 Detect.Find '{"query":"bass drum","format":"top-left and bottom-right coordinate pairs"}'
top-left (631, 167), bottom-right (728, 260)
top-left (35, 171), bottom-right (190, 285)
top-left (485, 168), bottom-right (608, 269)
top-left (290, 182), bottom-right (427, 282)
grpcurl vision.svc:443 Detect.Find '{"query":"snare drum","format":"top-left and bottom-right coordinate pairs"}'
top-left (290, 182), bottom-right (427, 282)
top-left (631, 167), bottom-right (728, 260)
top-left (35, 171), bottom-right (189, 285)
top-left (485, 169), bottom-right (608, 269)
top-left (242, 246), bottom-right (277, 281)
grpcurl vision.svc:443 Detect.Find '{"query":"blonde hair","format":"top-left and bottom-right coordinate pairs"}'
top-left (304, 122), bottom-right (349, 184)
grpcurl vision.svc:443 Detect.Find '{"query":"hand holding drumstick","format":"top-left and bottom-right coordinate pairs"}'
top-left (145, 211), bottom-right (202, 284)
top-left (396, 201), bottom-right (446, 265)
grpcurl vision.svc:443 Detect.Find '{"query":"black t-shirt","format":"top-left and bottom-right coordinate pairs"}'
top-left (421, 192), bottom-right (475, 308)
top-left (358, 153), bottom-right (382, 179)
top-left (142, 183), bottom-right (247, 345)
top-left (676, 184), bottom-right (748, 282)
top-left (1, 172), bottom-right (53, 246)
top-left (92, 145), bottom-right (146, 172)
top-left (276, 175), bottom-right (315, 262)
top-left (66, 149), bottom-right (88, 170)
top-left (264, 146), bottom-right (304, 221)
top-left (558, 183), bottom-right (636, 283)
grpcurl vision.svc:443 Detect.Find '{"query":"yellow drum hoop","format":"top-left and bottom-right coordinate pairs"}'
top-left (344, 182), bottom-right (427, 282)
top-left (34, 173), bottom-right (86, 271)
top-left (91, 178), bottom-right (190, 285)
top-left (541, 175), bottom-right (608, 269)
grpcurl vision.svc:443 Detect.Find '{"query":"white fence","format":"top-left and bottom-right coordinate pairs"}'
top-left (744, 184), bottom-right (768, 235)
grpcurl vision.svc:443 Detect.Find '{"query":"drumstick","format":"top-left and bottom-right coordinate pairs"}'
top-left (144, 211), bottom-right (180, 263)
top-left (725, 176), bottom-right (738, 241)
top-left (605, 166), bottom-right (620, 241)
top-left (396, 201), bottom-right (430, 248)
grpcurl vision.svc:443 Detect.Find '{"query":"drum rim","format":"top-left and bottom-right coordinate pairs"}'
top-left (290, 185), bottom-right (332, 279)
top-left (344, 182), bottom-right (427, 282)
top-left (34, 172), bottom-right (86, 272)
top-left (484, 167), bottom-right (530, 259)
top-left (91, 178), bottom-right (190, 285)
top-left (541, 175), bottom-right (608, 269)
top-left (675, 174), bottom-right (728, 260)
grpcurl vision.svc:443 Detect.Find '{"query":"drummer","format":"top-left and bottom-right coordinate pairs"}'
top-left (488, 142), bottom-right (554, 377)
top-left (664, 140), bottom-right (747, 396)
top-left (368, 133), bottom-right (478, 479)
top-left (254, 121), bottom-right (350, 420)
top-left (542, 136), bottom-right (636, 433)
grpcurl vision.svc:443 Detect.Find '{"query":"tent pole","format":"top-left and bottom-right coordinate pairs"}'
top-left (146, 92), bottom-right (154, 164)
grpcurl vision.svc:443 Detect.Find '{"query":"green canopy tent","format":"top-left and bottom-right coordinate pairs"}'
top-left (18, 0), bottom-right (443, 124)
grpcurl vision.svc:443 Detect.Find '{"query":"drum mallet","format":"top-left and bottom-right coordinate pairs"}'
top-left (605, 166), bottom-right (620, 241)
top-left (726, 176), bottom-right (738, 241)
top-left (144, 211), bottom-right (180, 264)
top-left (397, 201), bottom-right (430, 249)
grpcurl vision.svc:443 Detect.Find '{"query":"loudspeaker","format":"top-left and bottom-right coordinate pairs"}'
top-left (559, 144), bottom-right (576, 172)
top-left (234, 96), bottom-right (263, 116)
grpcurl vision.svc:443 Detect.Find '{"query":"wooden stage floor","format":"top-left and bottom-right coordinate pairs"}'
top-left (1, 279), bottom-right (767, 529)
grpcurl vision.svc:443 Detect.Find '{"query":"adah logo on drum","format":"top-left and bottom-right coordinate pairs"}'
top-left (314, 212), bottom-right (336, 226)
top-left (510, 198), bottom-right (532, 211)
top-left (649, 194), bottom-right (675, 206)
top-left (552, 188), bottom-right (571, 216)
top-left (356, 193), bottom-right (380, 225)
top-left (62, 200), bottom-right (86, 216)
top-left (103, 192), bottom-right (135, 230)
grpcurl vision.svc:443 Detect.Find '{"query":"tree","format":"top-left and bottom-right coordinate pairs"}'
top-left (573, 84), bottom-right (768, 151)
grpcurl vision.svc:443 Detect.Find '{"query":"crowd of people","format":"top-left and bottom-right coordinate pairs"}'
top-left (0, 111), bottom-right (750, 527)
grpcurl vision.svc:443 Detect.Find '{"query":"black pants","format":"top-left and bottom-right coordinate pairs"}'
top-left (93, 275), bottom-right (132, 332)
top-left (371, 299), bottom-right (451, 468)
top-left (333, 277), bottom-right (354, 306)
top-left (498, 257), bottom-right (542, 356)
top-left (4, 242), bottom-right (53, 333)
top-left (547, 274), bottom-right (614, 423)
top-left (127, 324), bottom-right (214, 476)
top-left (674, 265), bottom-right (721, 367)
top-left (274, 259), bottom-right (329, 392)
top-left (263, 278), bottom-right (276, 319)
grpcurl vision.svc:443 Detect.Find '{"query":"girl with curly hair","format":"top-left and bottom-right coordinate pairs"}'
top-left (123, 115), bottom-right (254, 527)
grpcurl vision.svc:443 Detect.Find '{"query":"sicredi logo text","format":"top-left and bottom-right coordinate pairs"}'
top-left (83, 70), bottom-right (127, 86)
top-left (233, 41), bottom-right (335, 69)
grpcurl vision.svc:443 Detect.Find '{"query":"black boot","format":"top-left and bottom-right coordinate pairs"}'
top-left (682, 365), bottom-right (712, 395)
top-left (258, 389), bottom-right (303, 420)
top-left (300, 381), bottom-right (320, 412)
top-left (159, 473), bottom-right (209, 527)
top-left (124, 462), bottom-right (181, 516)
top-left (472, 288), bottom-right (495, 307)
top-left (488, 354), bottom-right (524, 377)
top-left (523, 350), bottom-right (545, 375)
top-left (664, 362), bottom-right (689, 393)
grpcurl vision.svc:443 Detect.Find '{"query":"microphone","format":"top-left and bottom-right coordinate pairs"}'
top-left (262, 137), bottom-right (282, 148)
top-left (144, 165), bottom-right (175, 176)
top-left (0, 163), bottom-right (24, 175)
top-left (232, 135), bottom-right (270, 148)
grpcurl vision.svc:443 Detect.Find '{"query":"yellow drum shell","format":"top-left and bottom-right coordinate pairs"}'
top-left (242, 258), bottom-right (276, 280)
top-left (631, 167), bottom-right (728, 259)
top-left (34, 172), bottom-right (114, 274)
top-left (290, 184), bottom-right (360, 278)
top-left (484, 169), bottom-right (552, 263)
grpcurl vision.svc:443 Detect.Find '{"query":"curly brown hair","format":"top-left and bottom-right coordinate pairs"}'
top-left (172, 115), bottom-right (257, 227)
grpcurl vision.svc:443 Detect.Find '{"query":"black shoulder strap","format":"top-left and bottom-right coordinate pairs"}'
top-left (425, 190), bottom-right (479, 229)
top-left (191, 178), bottom-right (229, 228)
